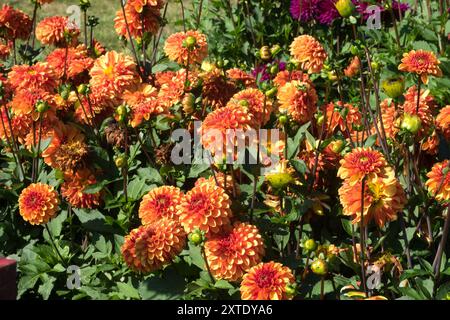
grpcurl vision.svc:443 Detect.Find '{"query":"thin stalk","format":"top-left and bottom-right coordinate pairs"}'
top-left (180, 0), bottom-right (187, 32)
top-left (2, 106), bottom-right (24, 180)
top-left (201, 245), bottom-right (216, 283)
top-left (196, 0), bottom-right (204, 29)
top-left (432, 207), bottom-right (450, 277)
top-left (45, 224), bottom-right (67, 267)
top-left (359, 177), bottom-right (368, 297)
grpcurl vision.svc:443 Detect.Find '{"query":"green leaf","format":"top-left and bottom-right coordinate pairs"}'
top-left (214, 280), bottom-right (234, 290)
top-left (73, 208), bottom-right (115, 233)
top-left (138, 269), bottom-right (186, 300)
top-left (341, 219), bottom-right (353, 237)
top-left (188, 163), bottom-right (209, 178)
top-left (38, 275), bottom-right (56, 300)
top-left (116, 282), bottom-right (140, 299)
top-left (364, 134), bottom-right (378, 148)
top-left (47, 210), bottom-right (67, 237)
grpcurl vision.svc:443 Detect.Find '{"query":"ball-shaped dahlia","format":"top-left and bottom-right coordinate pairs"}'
top-left (290, 35), bottom-right (327, 74)
top-left (436, 105), bottom-right (450, 141)
top-left (164, 30), bottom-right (208, 66)
top-left (0, 5), bottom-right (32, 40)
top-left (177, 182), bottom-right (232, 236)
top-left (337, 147), bottom-right (387, 185)
top-left (338, 167), bottom-right (406, 227)
top-left (121, 217), bottom-right (186, 273)
top-left (35, 16), bottom-right (80, 47)
top-left (398, 49), bottom-right (442, 84)
top-left (227, 88), bottom-right (272, 127)
top-left (114, 2), bottom-right (161, 39)
top-left (139, 186), bottom-right (184, 225)
top-left (18, 183), bottom-right (60, 225)
top-left (277, 80), bottom-right (318, 124)
top-left (240, 262), bottom-right (296, 300)
top-left (46, 45), bottom-right (94, 81)
top-left (8, 62), bottom-right (58, 92)
top-left (426, 160), bottom-right (450, 202)
top-left (200, 104), bottom-right (254, 157)
top-left (204, 222), bottom-right (265, 281)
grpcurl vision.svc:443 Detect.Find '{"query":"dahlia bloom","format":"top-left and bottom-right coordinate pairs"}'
top-left (36, 16), bottom-right (80, 47)
top-left (277, 80), bottom-right (318, 124)
top-left (226, 68), bottom-right (256, 87)
top-left (139, 186), bottom-right (184, 225)
top-left (18, 183), bottom-right (60, 225)
top-left (46, 45), bottom-right (93, 81)
top-left (42, 124), bottom-right (88, 173)
top-left (177, 182), bottom-right (232, 236)
top-left (437, 105), bottom-right (450, 140)
top-left (398, 50), bottom-right (442, 84)
top-left (401, 86), bottom-right (435, 136)
top-left (89, 51), bottom-right (138, 98)
top-left (122, 84), bottom-right (164, 127)
top-left (0, 109), bottom-right (32, 144)
top-left (158, 68), bottom-right (200, 108)
top-left (337, 147), bottom-right (387, 185)
top-left (121, 217), bottom-right (186, 273)
top-left (195, 172), bottom-right (240, 197)
top-left (114, 2), bottom-right (162, 39)
top-left (10, 88), bottom-right (56, 121)
top-left (227, 88), bottom-right (272, 127)
top-left (8, 62), bottom-right (58, 92)
top-left (0, 5), bottom-right (32, 40)
top-left (205, 222), bottom-right (265, 281)
top-left (200, 104), bottom-right (254, 157)
top-left (324, 101), bottom-right (362, 136)
top-left (379, 99), bottom-right (400, 140)
top-left (201, 67), bottom-right (237, 109)
top-left (339, 167), bottom-right (406, 227)
top-left (290, 35), bottom-right (327, 74)
top-left (240, 262), bottom-right (295, 300)
top-left (61, 168), bottom-right (101, 209)
top-left (273, 70), bottom-right (309, 87)
top-left (290, 0), bottom-right (340, 25)
top-left (0, 42), bottom-right (10, 60)
top-left (164, 30), bottom-right (208, 66)
top-left (344, 56), bottom-right (361, 78)
top-left (426, 160), bottom-right (450, 202)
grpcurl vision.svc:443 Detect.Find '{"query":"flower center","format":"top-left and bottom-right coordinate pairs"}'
top-left (189, 193), bottom-right (209, 212)
top-left (24, 191), bottom-right (45, 211)
top-left (255, 268), bottom-right (277, 288)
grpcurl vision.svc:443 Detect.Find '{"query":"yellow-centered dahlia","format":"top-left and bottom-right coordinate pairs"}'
top-left (398, 50), bottom-right (442, 84)
top-left (89, 50), bottom-right (138, 98)
top-left (18, 183), bottom-right (59, 225)
top-left (121, 217), bottom-right (186, 273)
top-left (277, 80), bottom-right (318, 124)
top-left (177, 183), bottom-right (232, 236)
top-left (139, 186), bottom-right (184, 225)
top-left (337, 147), bottom-right (387, 185)
top-left (290, 35), bottom-right (327, 74)
top-left (164, 30), bottom-right (208, 66)
top-left (426, 160), bottom-right (450, 202)
top-left (436, 105), bottom-right (450, 141)
top-left (240, 262), bottom-right (295, 300)
top-left (338, 167), bottom-right (406, 227)
top-left (204, 222), bottom-right (265, 281)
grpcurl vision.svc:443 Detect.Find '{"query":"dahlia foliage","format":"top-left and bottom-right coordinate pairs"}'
top-left (0, 0), bottom-right (450, 301)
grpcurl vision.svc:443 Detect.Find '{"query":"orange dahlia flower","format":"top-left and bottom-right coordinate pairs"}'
top-left (0, 42), bottom-right (10, 60)
top-left (426, 160), bottom-right (450, 202)
top-left (42, 124), bottom-right (88, 173)
top-left (398, 50), bottom-right (442, 84)
top-left (344, 56), bottom-right (361, 78)
top-left (324, 101), bottom-right (362, 136)
top-left (128, 0), bottom-right (165, 13)
top-left (337, 147), bottom-right (387, 185)
top-left (205, 222), bottom-right (265, 281)
top-left (18, 183), bottom-right (59, 225)
top-left (121, 217), bottom-right (186, 273)
top-left (437, 105), bottom-right (450, 141)
top-left (227, 88), bottom-right (272, 127)
top-left (0, 5), bottom-right (32, 40)
top-left (164, 30), bottom-right (208, 66)
top-left (36, 16), bottom-right (80, 47)
top-left (226, 68), bottom-right (256, 87)
top-left (339, 167), bottom-right (406, 227)
top-left (195, 172), bottom-right (240, 197)
top-left (290, 35), bottom-right (327, 74)
top-left (0, 109), bottom-right (32, 144)
top-left (177, 182), bottom-right (232, 236)
top-left (114, 2), bottom-right (162, 39)
top-left (122, 84), bottom-right (165, 127)
top-left (139, 186), bottom-right (184, 225)
top-left (61, 168), bottom-right (101, 209)
top-left (273, 70), bottom-right (309, 87)
top-left (10, 88), bottom-right (57, 121)
top-left (89, 50), bottom-right (138, 98)
top-left (402, 86), bottom-right (435, 135)
top-left (379, 99), bottom-right (400, 140)
top-left (46, 45), bottom-right (93, 81)
top-left (8, 62), bottom-right (58, 92)
top-left (200, 104), bottom-right (254, 157)
top-left (240, 262), bottom-right (295, 300)
top-left (201, 67), bottom-right (237, 109)
top-left (277, 80), bottom-right (318, 124)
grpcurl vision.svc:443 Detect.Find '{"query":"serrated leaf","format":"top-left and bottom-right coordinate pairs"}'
top-left (116, 282), bottom-right (140, 299)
